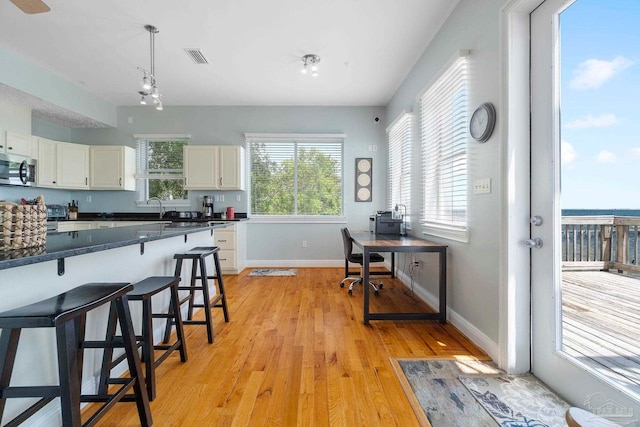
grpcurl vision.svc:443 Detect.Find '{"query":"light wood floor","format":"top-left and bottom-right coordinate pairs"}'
top-left (93, 268), bottom-right (487, 426)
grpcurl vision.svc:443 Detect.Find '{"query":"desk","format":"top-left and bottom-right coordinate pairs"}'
top-left (350, 233), bottom-right (447, 325)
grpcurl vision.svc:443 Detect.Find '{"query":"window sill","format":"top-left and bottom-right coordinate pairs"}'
top-left (421, 222), bottom-right (469, 243)
top-left (250, 215), bottom-right (347, 224)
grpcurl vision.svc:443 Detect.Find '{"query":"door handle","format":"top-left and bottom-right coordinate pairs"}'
top-left (525, 238), bottom-right (543, 249)
top-left (530, 215), bottom-right (543, 226)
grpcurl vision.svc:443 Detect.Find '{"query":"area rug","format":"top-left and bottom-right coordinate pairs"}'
top-left (390, 357), bottom-right (570, 427)
top-left (248, 269), bottom-right (297, 277)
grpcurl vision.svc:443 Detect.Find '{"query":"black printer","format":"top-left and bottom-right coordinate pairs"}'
top-left (369, 211), bottom-right (403, 235)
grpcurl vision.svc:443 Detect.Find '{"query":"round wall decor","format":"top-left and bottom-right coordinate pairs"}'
top-left (355, 158), bottom-right (372, 202)
top-left (469, 102), bottom-right (496, 143)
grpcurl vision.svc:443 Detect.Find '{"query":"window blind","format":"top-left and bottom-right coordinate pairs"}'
top-left (420, 53), bottom-right (468, 230)
top-left (248, 138), bottom-right (343, 216)
top-left (387, 112), bottom-right (412, 217)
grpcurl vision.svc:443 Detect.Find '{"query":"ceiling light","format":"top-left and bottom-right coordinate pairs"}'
top-left (301, 54), bottom-right (320, 77)
top-left (137, 25), bottom-right (164, 108)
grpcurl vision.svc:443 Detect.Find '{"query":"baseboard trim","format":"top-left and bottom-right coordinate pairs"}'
top-left (393, 267), bottom-right (499, 362)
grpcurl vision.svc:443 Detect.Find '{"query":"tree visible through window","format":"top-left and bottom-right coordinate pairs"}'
top-left (248, 137), bottom-right (343, 216)
top-left (137, 139), bottom-right (189, 201)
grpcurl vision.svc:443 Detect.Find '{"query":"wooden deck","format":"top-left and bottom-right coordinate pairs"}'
top-left (562, 270), bottom-right (640, 391)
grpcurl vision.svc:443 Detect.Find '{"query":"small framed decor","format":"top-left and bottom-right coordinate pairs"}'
top-left (355, 158), bottom-right (372, 202)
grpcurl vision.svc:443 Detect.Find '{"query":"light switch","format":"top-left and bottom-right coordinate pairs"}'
top-left (473, 178), bottom-right (491, 195)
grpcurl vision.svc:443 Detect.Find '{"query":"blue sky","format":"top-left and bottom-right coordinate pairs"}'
top-left (560, 0), bottom-right (640, 209)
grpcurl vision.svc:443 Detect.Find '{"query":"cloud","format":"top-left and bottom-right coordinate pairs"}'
top-left (561, 140), bottom-right (577, 168)
top-left (597, 150), bottom-right (616, 163)
top-left (570, 56), bottom-right (633, 90)
top-left (630, 147), bottom-right (640, 159)
top-left (564, 114), bottom-right (619, 129)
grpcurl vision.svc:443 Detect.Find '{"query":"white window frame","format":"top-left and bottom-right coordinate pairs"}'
top-left (419, 50), bottom-right (469, 242)
top-left (387, 110), bottom-right (413, 230)
top-left (245, 133), bottom-right (347, 223)
top-left (134, 133), bottom-right (191, 207)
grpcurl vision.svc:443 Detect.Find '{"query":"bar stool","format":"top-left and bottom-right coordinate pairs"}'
top-left (98, 276), bottom-right (187, 401)
top-left (0, 283), bottom-right (151, 427)
top-left (166, 246), bottom-right (229, 344)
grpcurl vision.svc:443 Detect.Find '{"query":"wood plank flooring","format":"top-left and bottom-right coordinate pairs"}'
top-left (562, 270), bottom-right (640, 393)
top-left (93, 268), bottom-right (487, 426)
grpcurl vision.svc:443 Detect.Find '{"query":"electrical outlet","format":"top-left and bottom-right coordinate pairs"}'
top-left (86, 195), bottom-right (91, 203)
top-left (302, 240), bottom-right (307, 248)
top-left (236, 195), bottom-right (241, 202)
top-left (411, 260), bottom-right (423, 269)
top-left (473, 178), bottom-right (491, 195)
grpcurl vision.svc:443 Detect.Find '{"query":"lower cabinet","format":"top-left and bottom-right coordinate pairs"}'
top-left (213, 222), bottom-right (246, 274)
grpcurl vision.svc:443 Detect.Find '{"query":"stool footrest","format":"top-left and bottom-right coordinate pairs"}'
top-left (1, 386), bottom-right (59, 399)
top-left (183, 320), bottom-right (207, 325)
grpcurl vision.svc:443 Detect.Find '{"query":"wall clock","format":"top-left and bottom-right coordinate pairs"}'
top-left (355, 158), bottom-right (372, 202)
top-left (469, 102), bottom-right (496, 143)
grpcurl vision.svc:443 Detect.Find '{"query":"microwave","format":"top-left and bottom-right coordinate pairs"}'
top-left (0, 153), bottom-right (36, 186)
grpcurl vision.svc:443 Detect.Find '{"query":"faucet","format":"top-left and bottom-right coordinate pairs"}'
top-left (147, 197), bottom-right (164, 218)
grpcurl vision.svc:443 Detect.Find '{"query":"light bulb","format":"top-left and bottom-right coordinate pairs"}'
top-left (140, 96), bottom-right (147, 105)
top-left (311, 70), bottom-right (318, 77)
top-left (155, 101), bottom-right (163, 111)
top-left (311, 64), bottom-right (318, 72)
top-left (301, 65), bottom-right (308, 74)
top-left (151, 86), bottom-right (160, 99)
top-left (142, 75), bottom-right (151, 91)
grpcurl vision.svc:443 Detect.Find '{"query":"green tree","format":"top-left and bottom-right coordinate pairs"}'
top-left (147, 140), bottom-right (188, 200)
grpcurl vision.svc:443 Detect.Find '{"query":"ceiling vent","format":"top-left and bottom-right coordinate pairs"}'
top-left (184, 48), bottom-right (209, 64)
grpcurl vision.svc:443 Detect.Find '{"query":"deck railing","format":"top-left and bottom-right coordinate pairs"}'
top-left (562, 216), bottom-right (640, 273)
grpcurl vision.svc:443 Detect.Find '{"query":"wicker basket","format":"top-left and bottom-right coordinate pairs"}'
top-left (0, 197), bottom-right (47, 250)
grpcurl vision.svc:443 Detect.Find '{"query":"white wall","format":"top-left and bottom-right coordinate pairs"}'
top-left (385, 0), bottom-right (506, 351)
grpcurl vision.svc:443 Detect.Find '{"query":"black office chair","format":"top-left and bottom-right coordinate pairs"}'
top-left (340, 227), bottom-right (384, 295)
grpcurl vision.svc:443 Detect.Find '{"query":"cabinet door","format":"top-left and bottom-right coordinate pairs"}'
top-left (184, 146), bottom-right (218, 189)
top-left (90, 146), bottom-right (136, 190)
top-left (5, 132), bottom-right (33, 157)
top-left (37, 138), bottom-right (58, 187)
top-left (57, 142), bottom-right (89, 189)
top-left (218, 146), bottom-right (245, 190)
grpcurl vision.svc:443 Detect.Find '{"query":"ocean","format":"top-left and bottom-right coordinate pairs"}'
top-left (562, 209), bottom-right (640, 217)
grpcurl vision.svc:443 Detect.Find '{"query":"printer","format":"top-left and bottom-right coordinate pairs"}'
top-left (369, 211), bottom-right (403, 235)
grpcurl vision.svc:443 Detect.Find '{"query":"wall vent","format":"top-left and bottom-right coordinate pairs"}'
top-left (184, 48), bottom-right (209, 64)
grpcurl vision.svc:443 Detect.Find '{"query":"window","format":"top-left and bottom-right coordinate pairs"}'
top-left (246, 134), bottom-right (344, 218)
top-left (387, 111), bottom-right (412, 224)
top-left (136, 136), bottom-right (189, 202)
top-left (419, 51), bottom-right (469, 241)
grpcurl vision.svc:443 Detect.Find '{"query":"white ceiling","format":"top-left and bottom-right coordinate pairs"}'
top-left (0, 0), bottom-right (457, 117)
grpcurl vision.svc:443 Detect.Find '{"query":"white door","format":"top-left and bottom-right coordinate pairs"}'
top-left (531, 0), bottom-right (640, 418)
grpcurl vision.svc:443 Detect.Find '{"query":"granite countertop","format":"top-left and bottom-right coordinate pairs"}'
top-left (65, 212), bottom-right (250, 222)
top-left (0, 222), bottom-right (231, 270)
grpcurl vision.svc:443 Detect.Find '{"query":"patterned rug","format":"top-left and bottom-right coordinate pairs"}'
top-left (391, 357), bottom-right (570, 427)
top-left (248, 269), bottom-right (298, 277)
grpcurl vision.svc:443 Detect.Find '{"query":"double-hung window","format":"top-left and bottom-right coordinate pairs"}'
top-left (135, 135), bottom-right (190, 202)
top-left (419, 50), bottom-right (469, 242)
top-left (387, 111), bottom-right (412, 226)
top-left (246, 134), bottom-right (344, 219)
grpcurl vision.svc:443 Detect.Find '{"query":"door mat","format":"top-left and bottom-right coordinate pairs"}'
top-left (248, 269), bottom-right (297, 277)
top-left (390, 357), bottom-right (570, 427)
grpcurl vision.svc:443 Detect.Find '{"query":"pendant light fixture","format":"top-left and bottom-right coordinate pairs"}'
top-left (137, 25), bottom-right (163, 110)
top-left (301, 54), bottom-right (321, 77)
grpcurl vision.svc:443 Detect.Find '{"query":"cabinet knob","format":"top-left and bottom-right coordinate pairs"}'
top-left (220, 177), bottom-right (223, 186)
top-left (0, 145), bottom-right (3, 149)
top-left (7, 146), bottom-right (13, 150)
top-left (119, 178), bottom-right (122, 185)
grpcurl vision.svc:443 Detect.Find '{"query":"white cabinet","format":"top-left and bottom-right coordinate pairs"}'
top-left (213, 221), bottom-right (246, 274)
top-left (183, 146), bottom-right (245, 190)
top-left (57, 142), bottom-right (89, 189)
top-left (37, 139), bottom-right (89, 189)
top-left (57, 222), bottom-right (94, 232)
top-left (1, 132), bottom-right (35, 157)
top-left (90, 146), bottom-right (136, 190)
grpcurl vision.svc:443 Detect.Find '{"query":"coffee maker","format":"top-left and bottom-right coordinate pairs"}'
top-left (202, 195), bottom-right (214, 218)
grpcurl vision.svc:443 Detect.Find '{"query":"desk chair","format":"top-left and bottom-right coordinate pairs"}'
top-left (340, 227), bottom-right (385, 295)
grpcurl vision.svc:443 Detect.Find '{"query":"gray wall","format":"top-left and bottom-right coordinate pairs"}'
top-left (385, 0), bottom-right (504, 344)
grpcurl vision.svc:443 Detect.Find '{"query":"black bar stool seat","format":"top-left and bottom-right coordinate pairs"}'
top-left (0, 283), bottom-right (152, 427)
top-left (99, 276), bottom-right (187, 401)
top-left (166, 246), bottom-right (229, 344)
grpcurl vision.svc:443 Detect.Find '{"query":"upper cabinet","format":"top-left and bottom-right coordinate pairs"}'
top-left (90, 146), bottom-right (136, 191)
top-left (183, 145), bottom-right (245, 190)
top-left (0, 131), bottom-right (36, 157)
top-left (37, 138), bottom-right (90, 189)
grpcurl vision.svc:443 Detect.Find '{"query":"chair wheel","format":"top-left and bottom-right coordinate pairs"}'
top-left (340, 283), bottom-right (345, 288)
top-left (348, 289), bottom-right (353, 295)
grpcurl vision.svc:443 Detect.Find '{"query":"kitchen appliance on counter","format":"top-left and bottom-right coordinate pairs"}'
top-left (46, 204), bottom-right (68, 231)
top-left (0, 153), bottom-right (36, 186)
top-left (369, 211), bottom-right (403, 235)
top-left (202, 196), bottom-right (214, 218)
top-left (162, 210), bottom-right (203, 220)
